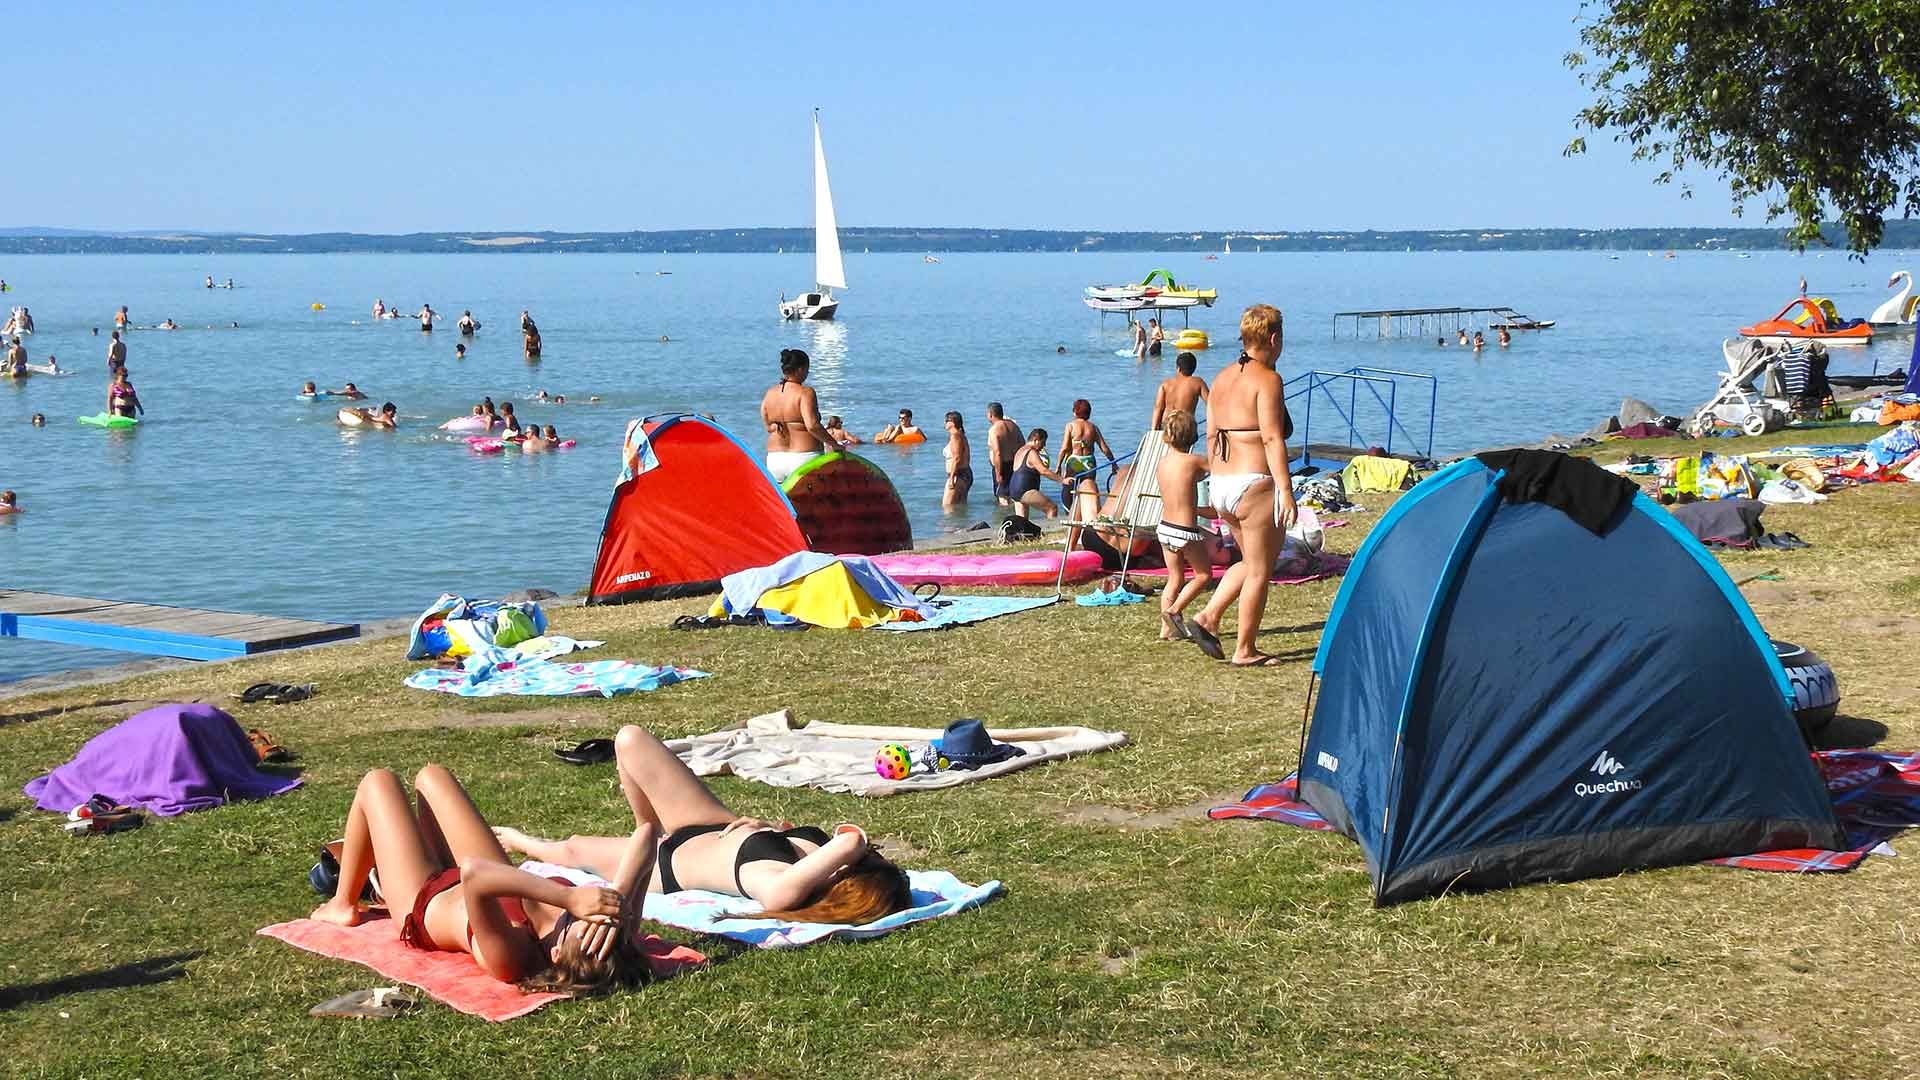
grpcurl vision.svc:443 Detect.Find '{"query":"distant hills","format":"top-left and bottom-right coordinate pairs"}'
top-left (2, 222), bottom-right (1916, 254)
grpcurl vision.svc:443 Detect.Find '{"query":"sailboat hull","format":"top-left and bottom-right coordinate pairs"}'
top-left (779, 292), bottom-right (839, 321)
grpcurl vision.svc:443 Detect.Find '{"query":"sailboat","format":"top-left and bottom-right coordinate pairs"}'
top-left (1224, 238), bottom-right (1232, 256)
top-left (779, 110), bottom-right (846, 321)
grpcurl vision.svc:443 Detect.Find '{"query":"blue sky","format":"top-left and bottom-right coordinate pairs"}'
top-left (8, 2), bottom-right (1743, 233)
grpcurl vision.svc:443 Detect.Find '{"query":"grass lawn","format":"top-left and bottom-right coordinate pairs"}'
top-left (3, 452), bottom-right (1918, 1078)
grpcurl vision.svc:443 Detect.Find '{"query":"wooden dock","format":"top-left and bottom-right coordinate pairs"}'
top-left (0, 589), bottom-right (361, 661)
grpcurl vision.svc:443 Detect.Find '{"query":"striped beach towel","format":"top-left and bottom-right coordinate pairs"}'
top-left (1210, 750), bottom-right (1920, 874)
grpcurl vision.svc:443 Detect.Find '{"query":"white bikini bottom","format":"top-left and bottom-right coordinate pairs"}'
top-left (1209, 472), bottom-right (1277, 524)
top-left (766, 449), bottom-right (822, 482)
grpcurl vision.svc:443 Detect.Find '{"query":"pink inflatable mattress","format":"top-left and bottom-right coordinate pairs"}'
top-left (871, 548), bottom-right (1104, 587)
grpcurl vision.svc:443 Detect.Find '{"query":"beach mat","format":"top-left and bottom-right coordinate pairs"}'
top-left (1130, 552), bottom-right (1349, 586)
top-left (258, 915), bottom-right (706, 1021)
top-left (873, 594), bottom-right (1056, 631)
top-left (524, 862), bottom-right (1002, 949)
top-left (667, 709), bottom-right (1126, 796)
top-left (404, 658), bottom-right (708, 698)
top-left (1209, 749), bottom-right (1920, 874)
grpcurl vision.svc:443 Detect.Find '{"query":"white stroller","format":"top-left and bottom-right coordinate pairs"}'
top-left (1689, 338), bottom-right (1794, 436)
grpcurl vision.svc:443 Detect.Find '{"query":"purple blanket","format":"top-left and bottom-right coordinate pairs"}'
top-left (24, 703), bottom-right (302, 816)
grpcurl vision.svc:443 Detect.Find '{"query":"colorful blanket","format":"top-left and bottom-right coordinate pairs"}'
top-left (1210, 750), bottom-right (1920, 874)
top-left (523, 862), bottom-right (1002, 949)
top-left (873, 594), bottom-right (1056, 631)
top-left (258, 914), bottom-right (706, 1021)
top-left (405, 658), bottom-right (708, 698)
top-left (1131, 552), bottom-right (1350, 586)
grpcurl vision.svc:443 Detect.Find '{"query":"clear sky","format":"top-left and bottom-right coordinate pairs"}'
top-left (7, 2), bottom-right (1746, 233)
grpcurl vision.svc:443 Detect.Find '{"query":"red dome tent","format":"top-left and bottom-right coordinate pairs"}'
top-left (588, 415), bottom-right (808, 604)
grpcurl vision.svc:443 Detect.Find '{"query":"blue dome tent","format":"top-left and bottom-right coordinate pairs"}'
top-left (1299, 452), bottom-right (1841, 905)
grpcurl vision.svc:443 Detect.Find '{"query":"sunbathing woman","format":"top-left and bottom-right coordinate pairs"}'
top-left (311, 765), bottom-right (655, 990)
top-left (495, 725), bottom-right (912, 924)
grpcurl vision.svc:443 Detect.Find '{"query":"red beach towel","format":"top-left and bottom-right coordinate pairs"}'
top-left (258, 915), bottom-right (707, 1021)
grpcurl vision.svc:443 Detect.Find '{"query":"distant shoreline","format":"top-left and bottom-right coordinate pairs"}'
top-left (4, 221), bottom-right (1918, 256)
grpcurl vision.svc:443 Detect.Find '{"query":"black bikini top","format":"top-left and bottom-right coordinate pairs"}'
top-left (734, 825), bottom-right (831, 892)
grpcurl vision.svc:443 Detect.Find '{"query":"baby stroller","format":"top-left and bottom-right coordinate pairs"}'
top-left (1689, 339), bottom-right (1790, 436)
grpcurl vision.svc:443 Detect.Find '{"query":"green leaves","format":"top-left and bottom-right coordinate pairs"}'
top-left (1568, 0), bottom-right (1920, 256)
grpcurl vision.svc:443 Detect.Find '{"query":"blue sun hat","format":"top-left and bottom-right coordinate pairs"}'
top-left (935, 718), bottom-right (1025, 771)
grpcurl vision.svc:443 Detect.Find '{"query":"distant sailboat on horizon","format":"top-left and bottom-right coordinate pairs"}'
top-left (779, 109), bottom-right (846, 321)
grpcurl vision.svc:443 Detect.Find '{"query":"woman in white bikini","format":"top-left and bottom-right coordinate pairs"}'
top-left (1186, 304), bottom-right (1297, 668)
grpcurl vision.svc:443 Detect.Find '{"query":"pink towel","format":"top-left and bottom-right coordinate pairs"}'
top-left (258, 915), bottom-right (706, 1021)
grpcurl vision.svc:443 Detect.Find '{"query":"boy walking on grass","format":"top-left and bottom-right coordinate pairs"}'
top-left (1154, 410), bottom-right (1212, 641)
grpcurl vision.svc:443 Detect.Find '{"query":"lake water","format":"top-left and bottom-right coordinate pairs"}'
top-left (2, 250), bottom-right (1914, 682)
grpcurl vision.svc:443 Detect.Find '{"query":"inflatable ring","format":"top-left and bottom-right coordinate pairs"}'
top-left (1174, 330), bottom-right (1210, 349)
top-left (311, 303), bottom-right (326, 311)
top-left (1774, 639), bottom-right (1839, 737)
top-left (874, 430), bottom-right (927, 445)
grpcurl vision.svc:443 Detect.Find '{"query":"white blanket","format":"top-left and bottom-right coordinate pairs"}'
top-left (665, 710), bottom-right (1127, 797)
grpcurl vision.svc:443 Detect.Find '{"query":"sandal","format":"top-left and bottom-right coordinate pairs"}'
top-left (270, 683), bottom-right (315, 705)
top-left (310, 987), bottom-right (417, 1019)
top-left (1231, 654), bottom-right (1287, 669)
top-left (1187, 621), bottom-right (1225, 661)
top-left (248, 728), bottom-right (291, 763)
top-left (1161, 612), bottom-right (1191, 642)
top-left (64, 808), bottom-right (143, 836)
top-left (554, 738), bottom-right (615, 766)
top-left (233, 682), bottom-right (282, 704)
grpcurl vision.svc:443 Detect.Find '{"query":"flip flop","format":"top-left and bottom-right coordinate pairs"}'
top-left (233, 682), bottom-right (281, 704)
top-left (248, 728), bottom-right (291, 763)
top-left (64, 808), bottom-right (143, 835)
top-left (1161, 612), bottom-right (1191, 642)
top-left (269, 683), bottom-right (315, 705)
top-left (1231, 654), bottom-right (1287, 669)
top-left (1187, 621), bottom-right (1225, 661)
top-left (554, 738), bottom-right (615, 766)
top-left (309, 987), bottom-right (416, 1019)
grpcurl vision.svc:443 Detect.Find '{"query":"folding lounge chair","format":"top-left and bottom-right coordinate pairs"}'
top-left (1053, 431), bottom-right (1170, 593)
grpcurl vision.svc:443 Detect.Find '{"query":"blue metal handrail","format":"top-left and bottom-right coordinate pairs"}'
top-left (1285, 367), bottom-right (1437, 468)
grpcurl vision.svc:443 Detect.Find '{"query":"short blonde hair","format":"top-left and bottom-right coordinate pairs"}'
top-left (1162, 410), bottom-right (1197, 450)
top-left (1240, 304), bottom-right (1283, 350)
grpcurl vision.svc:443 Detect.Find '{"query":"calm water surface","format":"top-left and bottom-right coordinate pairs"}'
top-left (2, 250), bottom-right (1914, 680)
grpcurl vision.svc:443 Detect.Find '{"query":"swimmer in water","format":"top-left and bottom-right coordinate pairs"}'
top-left (455, 342), bottom-right (467, 360)
top-left (458, 310), bottom-right (479, 334)
top-left (1456, 328), bottom-right (1469, 346)
top-left (1472, 331), bottom-right (1485, 351)
top-left (481, 397), bottom-right (498, 420)
top-left (372, 298), bottom-right (387, 319)
top-left (107, 369), bottom-right (144, 418)
top-left (115, 306), bottom-right (130, 330)
top-left (533, 389), bottom-right (551, 402)
top-left (418, 304), bottom-right (437, 331)
top-left (225, 278), bottom-right (234, 289)
top-left (332, 382), bottom-right (366, 400)
top-left (158, 318), bottom-right (178, 331)
top-left (0, 490), bottom-right (17, 514)
top-left (1497, 327), bottom-right (1511, 347)
top-left (341, 402), bottom-right (399, 429)
top-left (499, 402), bottom-right (519, 432)
top-left (824, 415), bottom-right (861, 446)
top-left (302, 381), bottom-right (319, 396)
top-left (205, 275), bottom-right (215, 289)
top-left (31, 413), bottom-right (45, 427)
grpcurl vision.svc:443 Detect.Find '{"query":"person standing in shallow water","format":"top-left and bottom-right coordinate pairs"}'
top-left (943, 412), bottom-right (973, 508)
top-left (759, 348), bottom-right (836, 482)
top-left (1150, 351), bottom-right (1209, 431)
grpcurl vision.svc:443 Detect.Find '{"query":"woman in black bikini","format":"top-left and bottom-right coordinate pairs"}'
top-left (310, 765), bottom-right (646, 991)
top-left (1002, 427), bottom-right (1064, 520)
top-left (495, 725), bottom-right (911, 925)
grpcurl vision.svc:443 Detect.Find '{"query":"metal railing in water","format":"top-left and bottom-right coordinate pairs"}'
top-left (1286, 366), bottom-right (1437, 470)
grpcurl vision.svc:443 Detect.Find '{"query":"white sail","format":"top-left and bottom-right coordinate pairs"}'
top-left (1224, 238), bottom-right (1231, 255)
top-left (812, 112), bottom-right (847, 291)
